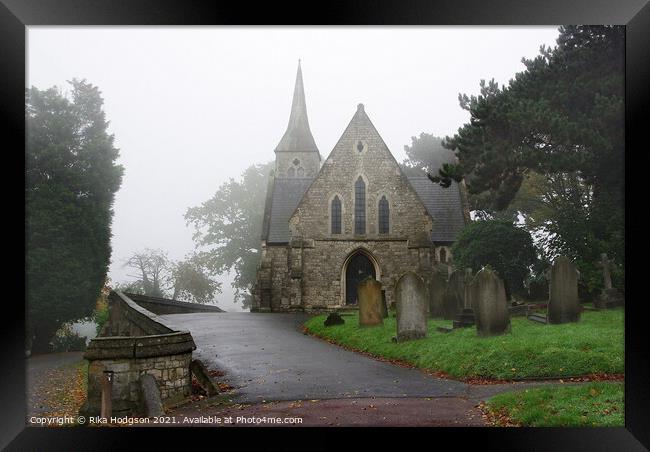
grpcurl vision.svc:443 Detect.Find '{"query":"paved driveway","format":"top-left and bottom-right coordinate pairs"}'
top-left (161, 312), bottom-right (523, 404)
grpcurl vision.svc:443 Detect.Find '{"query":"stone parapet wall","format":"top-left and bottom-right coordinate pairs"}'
top-left (81, 291), bottom-right (197, 417)
top-left (101, 291), bottom-right (175, 337)
top-left (85, 351), bottom-right (192, 416)
top-left (125, 292), bottom-right (224, 315)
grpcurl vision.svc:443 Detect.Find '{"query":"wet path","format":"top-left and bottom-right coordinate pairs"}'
top-left (161, 312), bottom-right (529, 404)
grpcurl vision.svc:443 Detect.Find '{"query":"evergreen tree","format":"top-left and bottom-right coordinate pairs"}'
top-left (401, 133), bottom-right (455, 176)
top-left (26, 80), bottom-right (123, 353)
top-left (440, 26), bottom-right (624, 293)
top-left (451, 220), bottom-right (538, 300)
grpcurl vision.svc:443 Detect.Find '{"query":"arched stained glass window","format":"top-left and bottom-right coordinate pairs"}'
top-left (354, 176), bottom-right (366, 234)
top-left (287, 167), bottom-right (295, 178)
top-left (378, 196), bottom-right (389, 234)
top-left (331, 196), bottom-right (342, 234)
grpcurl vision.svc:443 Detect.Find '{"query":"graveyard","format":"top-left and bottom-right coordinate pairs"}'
top-left (303, 254), bottom-right (624, 427)
top-left (304, 308), bottom-right (623, 380)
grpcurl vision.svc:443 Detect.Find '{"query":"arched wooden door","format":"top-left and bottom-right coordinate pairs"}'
top-left (345, 252), bottom-right (376, 305)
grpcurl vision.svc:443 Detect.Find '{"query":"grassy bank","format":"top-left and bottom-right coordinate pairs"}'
top-left (304, 309), bottom-right (623, 380)
top-left (484, 382), bottom-right (624, 427)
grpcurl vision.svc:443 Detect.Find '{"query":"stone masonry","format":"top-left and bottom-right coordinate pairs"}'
top-left (252, 63), bottom-right (467, 313)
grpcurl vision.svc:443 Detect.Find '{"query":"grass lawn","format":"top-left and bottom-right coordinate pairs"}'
top-left (484, 382), bottom-right (624, 427)
top-left (304, 308), bottom-right (623, 380)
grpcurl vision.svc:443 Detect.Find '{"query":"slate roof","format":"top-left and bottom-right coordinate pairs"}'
top-left (407, 176), bottom-right (466, 243)
top-left (265, 177), bottom-right (313, 243)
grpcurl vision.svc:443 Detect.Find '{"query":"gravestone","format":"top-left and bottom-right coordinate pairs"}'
top-left (463, 268), bottom-right (474, 309)
top-left (380, 290), bottom-right (388, 319)
top-left (324, 312), bottom-right (345, 326)
top-left (429, 271), bottom-right (447, 318)
top-left (358, 278), bottom-right (383, 326)
top-left (443, 270), bottom-right (465, 320)
top-left (594, 253), bottom-right (623, 309)
top-left (547, 256), bottom-right (581, 324)
top-left (468, 267), bottom-right (511, 337)
top-left (395, 272), bottom-right (428, 341)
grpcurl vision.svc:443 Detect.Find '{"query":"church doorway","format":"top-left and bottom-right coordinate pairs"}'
top-left (344, 250), bottom-right (378, 305)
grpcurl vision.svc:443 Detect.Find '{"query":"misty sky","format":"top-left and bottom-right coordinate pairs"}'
top-left (27, 26), bottom-right (560, 312)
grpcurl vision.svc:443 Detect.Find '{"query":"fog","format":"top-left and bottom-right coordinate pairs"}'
top-left (27, 26), bottom-right (560, 312)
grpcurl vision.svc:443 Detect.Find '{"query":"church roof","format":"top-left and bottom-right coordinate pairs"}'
top-left (407, 176), bottom-right (466, 243)
top-left (274, 61), bottom-right (320, 156)
top-left (264, 177), bottom-right (313, 243)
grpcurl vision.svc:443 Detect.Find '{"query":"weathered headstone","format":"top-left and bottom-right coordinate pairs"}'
top-left (429, 271), bottom-right (447, 318)
top-left (358, 277), bottom-right (383, 326)
top-left (547, 256), bottom-right (581, 324)
top-left (395, 272), bottom-right (428, 341)
top-left (324, 312), bottom-right (345, 326)
top-left (443, 270), bottom-right (465, 320)
top-left (380, 290), bottom-right (388, 319)
top-left (468, 267), bottom-right (511, 336)
top-left (463, 269), bottom-right (474, 309)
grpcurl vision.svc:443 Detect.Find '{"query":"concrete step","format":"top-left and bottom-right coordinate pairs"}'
top-left (527, 313), bottom-right (548, 324)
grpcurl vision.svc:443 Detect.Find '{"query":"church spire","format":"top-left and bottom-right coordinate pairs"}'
top-left (275, 60), bottom-right (319, 154)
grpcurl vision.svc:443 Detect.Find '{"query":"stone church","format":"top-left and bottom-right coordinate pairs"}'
top-left (252, 62), bottom-right (469, 312)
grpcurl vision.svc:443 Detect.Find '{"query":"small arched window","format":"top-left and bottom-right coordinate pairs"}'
top-left (331, 196), bottom-right (342, 234)
top-left (378, 196), bottom-right (389, 234)
top-left (354, 176), bottom-right (366, 234)
top-left (287, 167), bottom-right (295, 178)
top-left (440, 247), bottom-right (447, 263)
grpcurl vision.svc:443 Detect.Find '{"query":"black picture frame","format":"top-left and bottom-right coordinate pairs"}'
top-left (2, 0), bottom-right (647, 450)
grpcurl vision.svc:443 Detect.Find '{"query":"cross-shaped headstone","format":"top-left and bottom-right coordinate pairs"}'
top-left (598, 253), bottom-right (613, 290)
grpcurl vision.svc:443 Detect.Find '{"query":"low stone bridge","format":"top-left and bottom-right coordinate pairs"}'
top-left (80, 291), bottom-right (222, 417)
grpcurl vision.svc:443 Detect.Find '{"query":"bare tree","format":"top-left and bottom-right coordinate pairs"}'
top-left (124, 248), bottom-right (170, 297)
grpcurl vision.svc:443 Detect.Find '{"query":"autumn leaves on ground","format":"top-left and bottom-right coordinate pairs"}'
top-left (28, 357), bottom-right (88, 423)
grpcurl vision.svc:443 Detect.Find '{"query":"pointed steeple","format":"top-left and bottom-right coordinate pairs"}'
top-left (275, 60), bottom-right (319, 154)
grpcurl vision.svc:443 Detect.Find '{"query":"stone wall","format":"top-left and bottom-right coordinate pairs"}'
top-left (251, 105), bottom-right (449, 313)
top-left (100, 291), bottom-right (174, 337)
top-left (81, 292), bottom-right (197, 417)
top-left (125, 293), bottom-right (224, 315)
top-left (84, 340), bottom-right (193, 416)
top-left (290, 105), bottom-right (433, 242)
top-left (275, 150), bottom-right (320, 179)
top-left (301, 239), bottom-right (427, 308)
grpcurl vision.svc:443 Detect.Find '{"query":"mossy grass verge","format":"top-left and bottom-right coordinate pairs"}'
top-left (484, 381), bottom-right (624, 427)
top-left (304, 308), bottom-right (623, 380)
